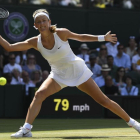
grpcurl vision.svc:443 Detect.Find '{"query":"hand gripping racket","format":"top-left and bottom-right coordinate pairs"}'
top-left (0, 7), bottom-right (9, 20)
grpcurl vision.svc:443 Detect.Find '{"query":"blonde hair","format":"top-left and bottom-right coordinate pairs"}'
top-left (33, 9), bottom-right (57, 33)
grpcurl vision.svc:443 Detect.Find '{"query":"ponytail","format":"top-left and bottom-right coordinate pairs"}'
top-left (49, 24), bottom-right (57, 33)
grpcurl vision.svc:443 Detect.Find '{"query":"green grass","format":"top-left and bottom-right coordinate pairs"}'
top-left (0, 119), bottom-right (140, 140)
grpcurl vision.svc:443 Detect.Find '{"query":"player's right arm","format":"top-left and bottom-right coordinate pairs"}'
top-left (0, 35), bottom-right (38, 52)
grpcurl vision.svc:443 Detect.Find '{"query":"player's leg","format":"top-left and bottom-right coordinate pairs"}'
top-left (11, 77), bottom-right (61, 138)
top-left (25, 78), bottom-right (61, 124)
top-left (77, 78), bottom-right (140, 133)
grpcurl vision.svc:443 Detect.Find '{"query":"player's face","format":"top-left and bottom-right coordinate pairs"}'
top-left (34, 15), bottom-right (51, 32)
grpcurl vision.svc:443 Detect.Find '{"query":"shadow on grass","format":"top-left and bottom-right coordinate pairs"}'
top-left (32, 136), bottom-right (140, 139)
top-left (33, 136), bottom-right (108, 139)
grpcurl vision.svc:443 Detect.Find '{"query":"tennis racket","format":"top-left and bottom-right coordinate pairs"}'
top-left (0, 7), bottom-right (9, 20)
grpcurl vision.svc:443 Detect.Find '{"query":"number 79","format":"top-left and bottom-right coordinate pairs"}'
top-left (54, 99), bottom-right (69, 111)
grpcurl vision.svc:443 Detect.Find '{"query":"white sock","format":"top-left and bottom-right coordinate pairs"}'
top-left (23, 123), bottom-right (32, 130)
top-left (127, 118), bottom-right (135, 127)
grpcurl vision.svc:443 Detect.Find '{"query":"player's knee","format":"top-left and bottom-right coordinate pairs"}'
top-left (34, 90), bottom-right (46, 103)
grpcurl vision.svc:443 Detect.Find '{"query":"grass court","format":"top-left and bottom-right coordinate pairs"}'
top-left (0, 119), bottom-right (140, 140)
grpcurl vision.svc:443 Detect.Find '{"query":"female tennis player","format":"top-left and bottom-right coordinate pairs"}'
top-left (0, 9), bottom-right (139, 138)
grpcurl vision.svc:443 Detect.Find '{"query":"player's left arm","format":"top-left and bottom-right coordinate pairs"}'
top-left (59, 28), bottom-right (117, 43)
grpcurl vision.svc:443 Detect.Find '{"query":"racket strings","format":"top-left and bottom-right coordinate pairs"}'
top-left (0, 8), bottom-right (9, 19)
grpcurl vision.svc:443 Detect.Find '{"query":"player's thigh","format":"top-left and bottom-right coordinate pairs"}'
top-left (77, 77), bottom-right (110, 105)
top-left (35, 77), bottom-right (61, 100)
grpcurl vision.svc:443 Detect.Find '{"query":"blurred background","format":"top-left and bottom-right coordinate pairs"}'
top-left (1, 0), bottom-right (140, 119)
top-left (1, 0), bottom-right (140, 9)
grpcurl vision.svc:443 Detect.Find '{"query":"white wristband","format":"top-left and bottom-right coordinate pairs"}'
top-left (98, 35), bottom-right (105, 42)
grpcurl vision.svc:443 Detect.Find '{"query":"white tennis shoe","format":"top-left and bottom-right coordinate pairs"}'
top-left (132, 120), bottom-right (140, 133)
top-left (11, 126), bottom-right (32, 138)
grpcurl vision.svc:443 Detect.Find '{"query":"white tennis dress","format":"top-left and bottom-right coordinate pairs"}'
top-left (37, 32), bottom-right (93, 88)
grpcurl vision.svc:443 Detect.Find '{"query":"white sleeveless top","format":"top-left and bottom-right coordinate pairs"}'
top-left (37, 33), bottom-right (93, 86)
